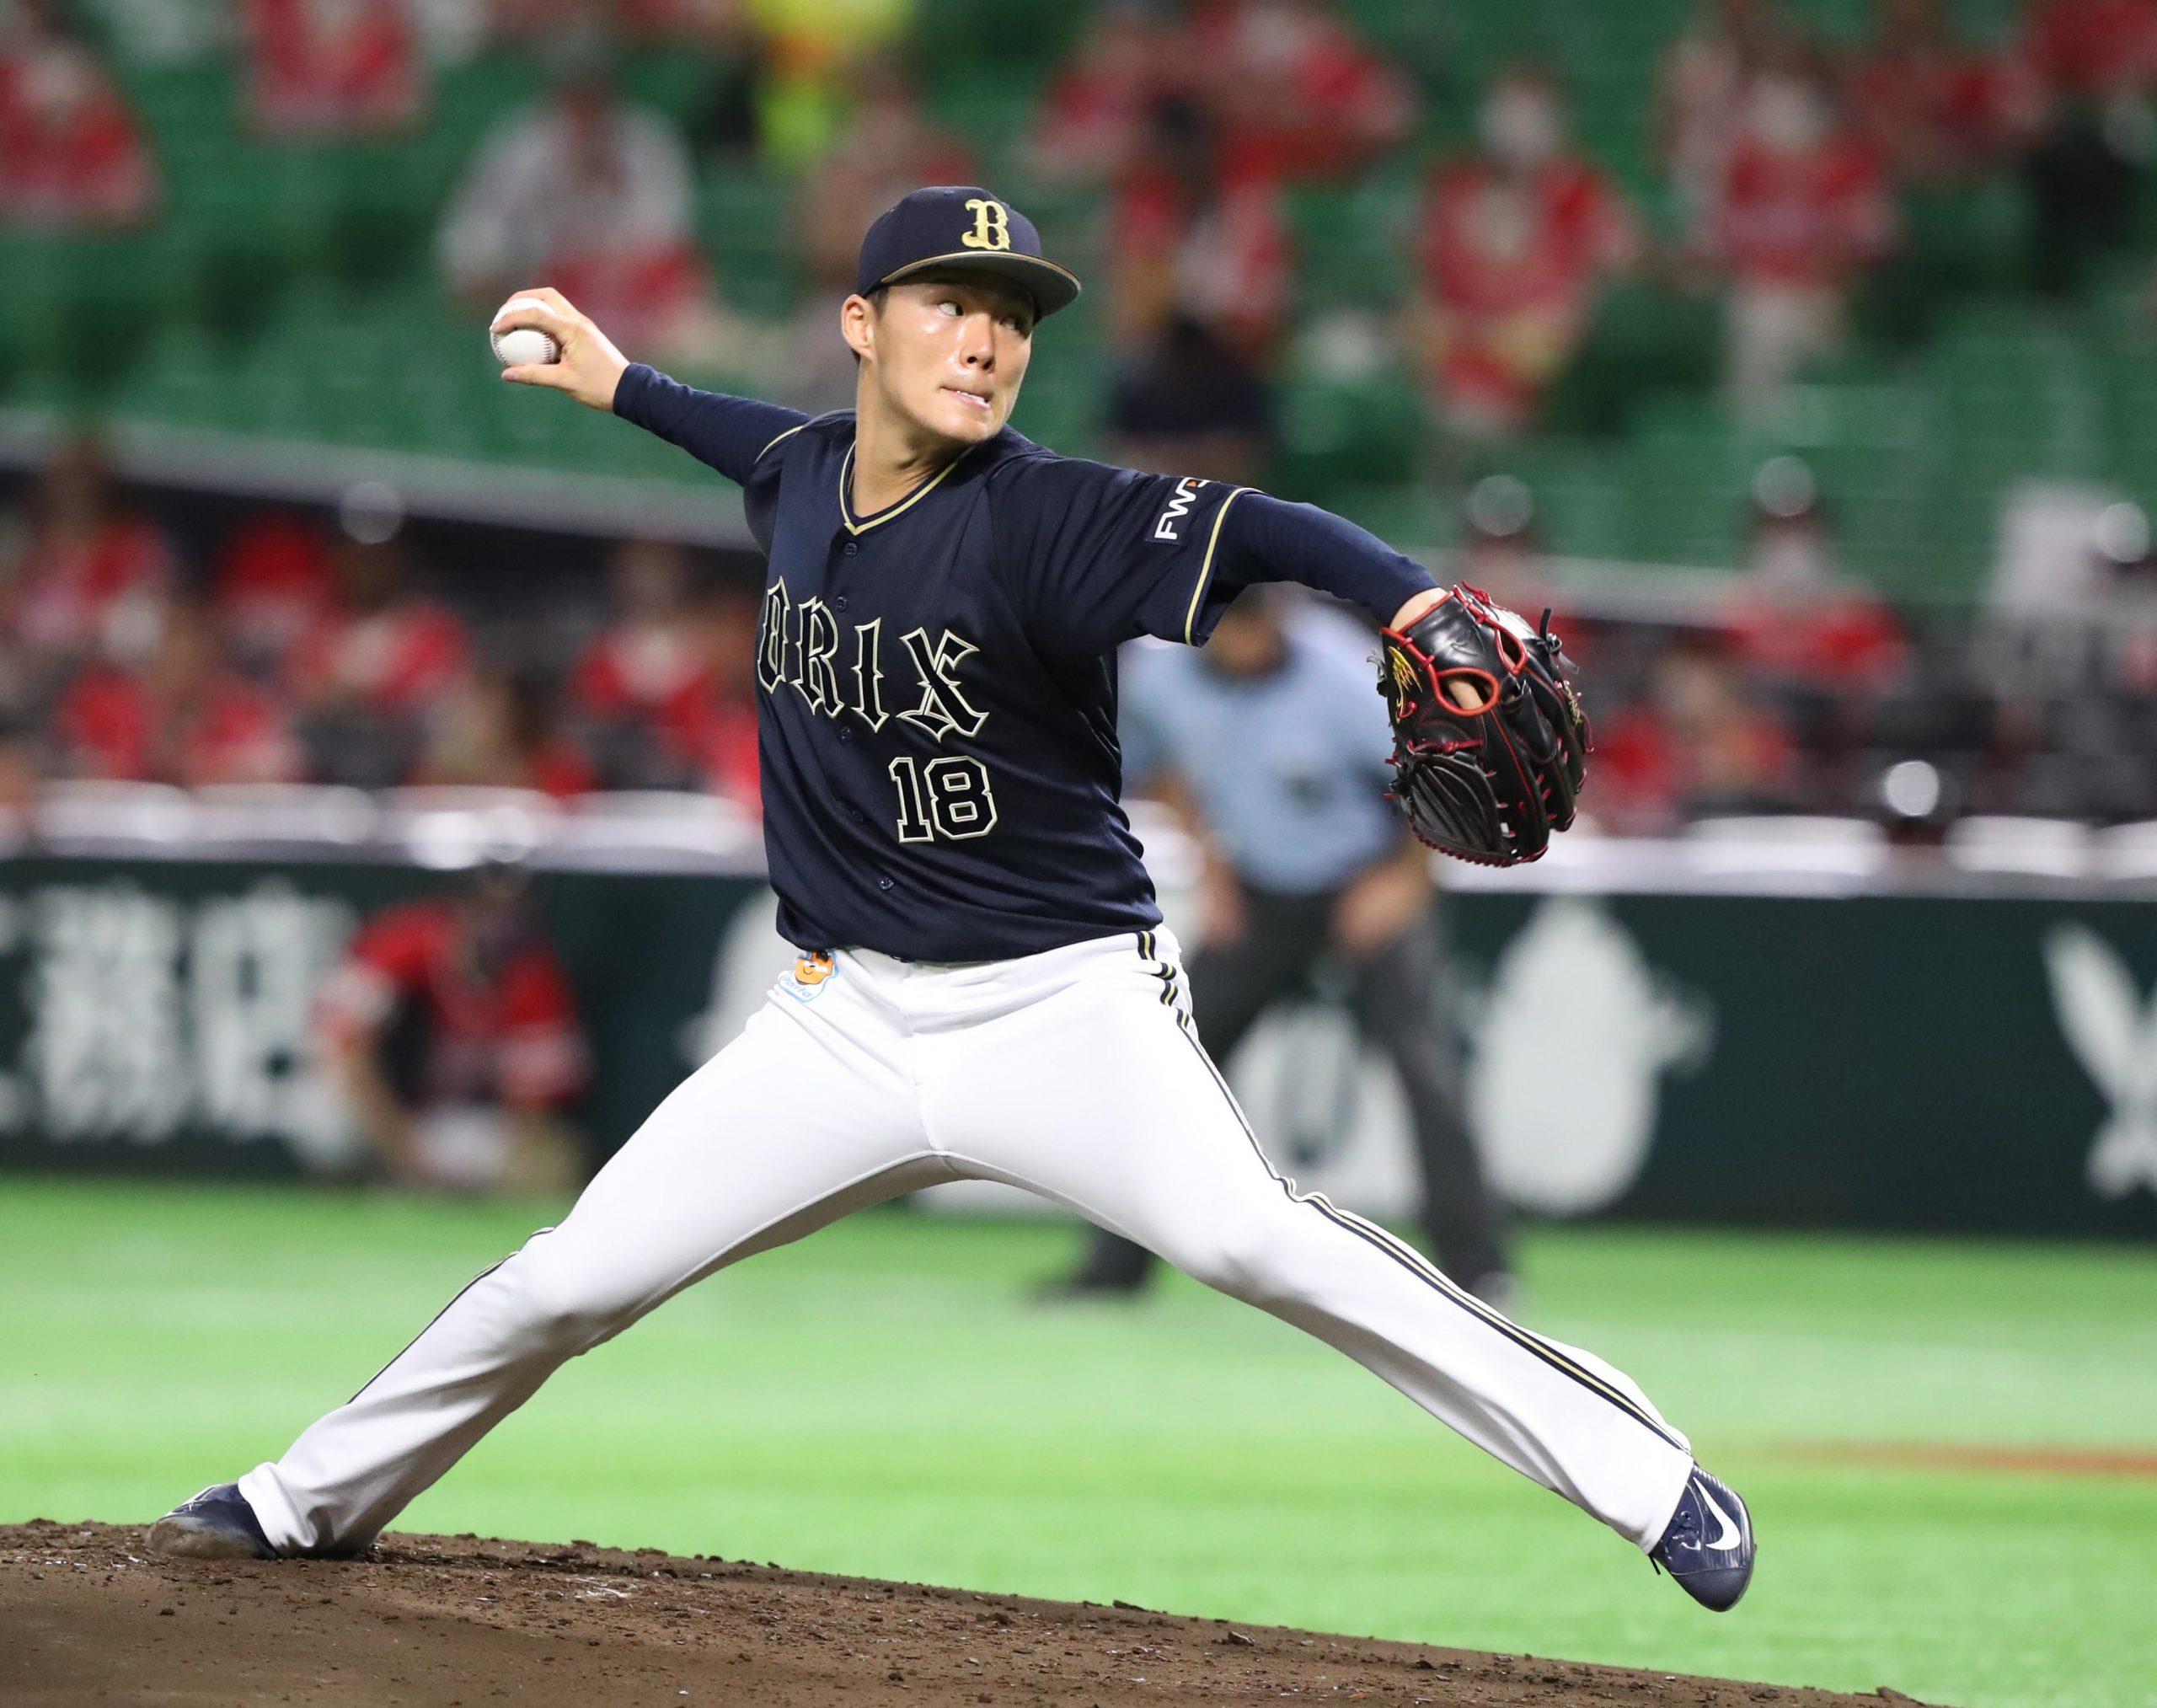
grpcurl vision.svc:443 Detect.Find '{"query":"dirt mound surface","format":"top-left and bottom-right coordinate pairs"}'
top-left (3, 1520), bottom-right (1930, 1707)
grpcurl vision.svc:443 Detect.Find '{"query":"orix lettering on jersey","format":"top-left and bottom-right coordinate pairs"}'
top-left (756, 588), bottom-right (990, 745)
top-left (737, 412), bottom-right (1250, 962)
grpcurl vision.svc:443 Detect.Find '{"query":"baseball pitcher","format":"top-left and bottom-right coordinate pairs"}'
top-left (149, 187), bottom-right (1754, 1612)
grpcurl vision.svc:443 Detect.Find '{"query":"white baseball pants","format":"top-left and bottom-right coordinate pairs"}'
top-left (241, 929), bottom-right (1694, 1557)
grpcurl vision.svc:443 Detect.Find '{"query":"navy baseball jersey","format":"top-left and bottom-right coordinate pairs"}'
top-left (614, 364), bottom-right (1432, 961)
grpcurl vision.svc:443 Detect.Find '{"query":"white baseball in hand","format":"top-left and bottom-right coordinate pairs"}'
top-left (490, 298), bottom-right (560, 367)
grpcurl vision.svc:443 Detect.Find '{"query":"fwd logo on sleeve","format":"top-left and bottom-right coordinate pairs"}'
top-left (1152, 477), bottom-right (1209, 542)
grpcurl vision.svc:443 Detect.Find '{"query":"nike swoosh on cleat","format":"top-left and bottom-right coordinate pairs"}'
top-left (1700, 1487), bottom-right (1742, 1551)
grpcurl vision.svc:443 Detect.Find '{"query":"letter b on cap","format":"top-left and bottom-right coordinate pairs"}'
top-left (961, 198), bottom-right (1012, 252)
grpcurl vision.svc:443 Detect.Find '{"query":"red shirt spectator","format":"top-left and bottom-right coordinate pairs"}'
top-left (53, 609), bottom-right (302, 786)
top-left (1848, 0), bottom-right (2039, 179)
top-left (242, 0), bottom-right (426, 140)
top-left (1024, 3), bottom-right (1178, 187)
top-left (569, 539), bottom-right (708, 725)
top-left (1186, 0), bottom-right (1415, 186)
top-left (0, 26), bottom-right (156, 228)
top-left (1110, 104), bottom-right (1295, 357)
top-left (437, 71), bottom-right (711, 351)
top-left (1414, 76), bottom-right (1637, 431)
top-left (287, 544), bottom-right (469, 720)
top-left (414, 674), bottom-right (597, 800)
top-left (212, 510), bottom-right (339, 667)
top-left (2022, 0), bottom-right (2157, 102)
top-left (5, 441), bottom-right (175, 664)
top-left (1592, 643), bottom-right (1800, 828)
top-left (317, 896), bottom-right (586, 1112)
top-left (8, 514), bottom-right (174, 660)
top-left (1712, 81), bottom-right (1895, 289)
top-left (650, 676), bottom-right (759, 807)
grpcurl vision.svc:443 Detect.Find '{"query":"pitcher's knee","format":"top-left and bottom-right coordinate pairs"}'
top-left (491, 1245), bottom-right (637, 1355)
top-left (1167, 1201), bottom-right (1325, 1307)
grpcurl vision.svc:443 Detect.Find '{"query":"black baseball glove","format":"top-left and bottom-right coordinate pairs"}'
top-left (1377, 584), bottom-right (1590, 866)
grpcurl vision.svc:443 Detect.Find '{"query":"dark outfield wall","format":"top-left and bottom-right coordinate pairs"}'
top-left (0, 854), bottom-right (2153, 1240)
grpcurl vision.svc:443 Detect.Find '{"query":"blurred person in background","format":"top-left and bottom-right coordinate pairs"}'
top-left (0, 714), bottom-right (38, 838)
top-left (0, 0), bottom-right (156, 228)
top-left (781, 60), bottom-right (974, 410)
top-left (2019, 0), bottom-right (2157, 295)
top-left (1592, 631), bottom-right (1801, 830)
top-left (438, 42), bottom-right (720, 361)
top-left (51, 600), bottom-right (303, 786)
top-left (640, 579), bottom-right (762, 808)
top-left (1188, 0), bottom-right (1416, 187)
top-left (286, 534), bottom-right (470, 787)
top-left (1845, 0), bottom-right (2038, 184)
top-left (211, 507), bottom-right (339, 672)
top-left (744, 0), bottom-right (917, 169)
top-left (242, 0), bottom-right (427, 141)
top-left (1657, 0), bottom-right (1795, 243)
top-left (797, 58), bottom-right (975, 294)
top-left (3, 437), bottom-right (175, 686)
top-left (667, 0), bottom-right (766, 163)
top-left (1106, 97), bottom-right (1294, 360)
top-left (1410, 67), bottom-right (1639, 438)
top-left (570, 537), bottom-right (707, 769)
top-left (1721, 458), bottom-right (1908, 693)
top-left (316, 861), bottom-right (587, 1192)
top-left (1020, 1), bottom-right (1172, 189)
top-left (1705, 56), bottom-right (1896, 417)
top-left (1046, 588), bottom-right (1513, 1308)
top-left (1104, 310), bottom-right (1275, 485)
top-left (414, 670), bottom-right (596, 797)
top-left (568, 536), bottom-right (762, 794)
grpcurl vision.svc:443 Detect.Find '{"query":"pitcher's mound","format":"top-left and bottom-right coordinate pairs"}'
top-left (3, 1520), bottom-right (1927, 1707)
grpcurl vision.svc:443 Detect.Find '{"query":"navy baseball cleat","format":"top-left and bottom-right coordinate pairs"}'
top-left (147, 1483), bottom-right (277, 1561)
top-left (1651, 1465), bottom-right (1754, 1610)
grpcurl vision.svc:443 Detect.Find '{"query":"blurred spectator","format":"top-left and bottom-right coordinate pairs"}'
top-left (415, 670), bottom-right (596, 796)
top-left (1105, 312), bottom-right (1274, 484)
top-left (747, 0), bottom-right (918, 168)
top-left (315, 864), bottom-right (586, 1191)
top-left (1022, 2), bottom-right (1173, 188)
top-left (212, 508), bottom-right (339, 670)
top-left (1592, 633), bottom-right (1801, 829)
top-left (0, 715), bottom-right (37, 836)
top-left (2, 438), bottom-right (175, 677)
top-left (798, 62), bottom-right (975, 294)
top-left (644, 581), bottom-right (762, 808)
top-left (0, 1), bottom-right (157, 228)
top-left (287, 537), bottom-right (469, 785)
top-left (570, 538), bottom-right (708, 775)
top-left (437, 50), bottom-right (715, 355)
top-left (1657, 0), bottom-right (1794, 239)
top-left (1410, 69), bottom-right (1639, 436)
top-left (242, 0), bottom-right (426, 140)
top-left (1108, 98), bottom-right (1294, 358)
top-left (1708, 62), bottom-right (1896, 416)
top-left (1722, 458), bottom-right (1908, 693)
top-left (51, 602), bottom-right (302, 785)
top-left (1188, 0), bottom-right (1416, 186)
top-left (673, 1), bottom-right (765, 162)
top-left (1846, 0), bottom-right (2037, 183)
top-left (2020, 0), bottom-right (2157, 295)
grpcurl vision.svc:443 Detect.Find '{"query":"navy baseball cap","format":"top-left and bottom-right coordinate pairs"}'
top-left (854, 186), bottom-right (1082, 320)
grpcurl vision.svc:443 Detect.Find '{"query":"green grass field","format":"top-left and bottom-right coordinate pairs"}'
top-left (3, 1178), bottom-right (2152, 1708)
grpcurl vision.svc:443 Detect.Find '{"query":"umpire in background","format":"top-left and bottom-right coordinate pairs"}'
top-left (1050, 586), bottom-right (1514, 1306)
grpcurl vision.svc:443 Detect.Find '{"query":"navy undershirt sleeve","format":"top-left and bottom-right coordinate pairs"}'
top-left (1208, 492), bottom-right (1435, 634)
top-left (612, 364), bottom-right (810, 489)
